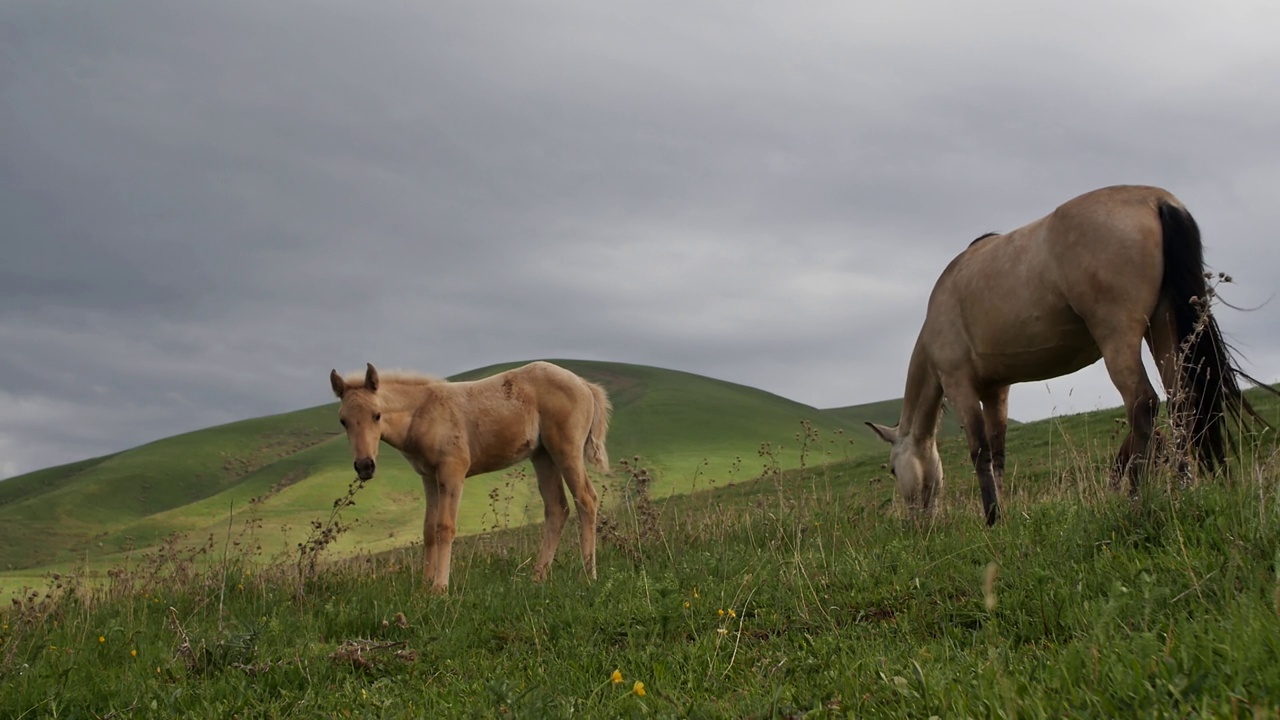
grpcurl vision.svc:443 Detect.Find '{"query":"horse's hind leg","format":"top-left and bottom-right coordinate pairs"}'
top-left (1146, 298), bottom-right (1192, 482)
top-left (531, 448), bottom-right (569, 582)
top-left (1097, 333), bottom-right (1161, 492)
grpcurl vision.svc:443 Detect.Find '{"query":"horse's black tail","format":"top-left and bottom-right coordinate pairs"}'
top-left (1159, 201), bottom-right (1272, 471)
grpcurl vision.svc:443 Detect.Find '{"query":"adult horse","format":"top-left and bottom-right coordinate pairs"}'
top-left (329, 361), bottom-right (611, 593)
top-left (868, 185), bottom-right (1268, 526)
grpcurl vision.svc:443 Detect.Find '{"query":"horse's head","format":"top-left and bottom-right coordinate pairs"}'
top-left (866, 422), bottom-right (943, 512)
top-left (330, 363), bottom-right (384, 480)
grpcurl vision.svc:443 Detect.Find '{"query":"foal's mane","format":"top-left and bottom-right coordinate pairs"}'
top-left (341, 370), bottom-right (446, 387)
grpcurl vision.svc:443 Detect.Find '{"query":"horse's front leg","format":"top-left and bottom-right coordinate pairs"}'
top-left (950, 385), bottom-right (1000, 526)
top-left (981, 386), bottom-right (1010, 497)
top-left (429, 463), bottom-right (467, 594)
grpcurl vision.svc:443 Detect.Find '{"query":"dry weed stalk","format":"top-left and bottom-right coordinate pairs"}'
top-left (295, 476), bottom-right (367, 594)
top-left (598, 456), bottom-right (663, 564)
top-left (328, 639), bottom-right (417, 671)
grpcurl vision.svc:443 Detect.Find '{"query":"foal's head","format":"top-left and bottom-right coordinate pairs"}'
top-left (866, 422), bottom-right (943, 510)
top-left (329, 363), bottom-right (384, 481)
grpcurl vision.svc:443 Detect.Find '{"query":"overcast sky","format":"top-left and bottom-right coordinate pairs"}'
top-left (2, 1), bottom-right (1279, 479)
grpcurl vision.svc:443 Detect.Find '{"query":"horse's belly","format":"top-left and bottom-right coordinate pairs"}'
top-left (972, 319), bottom-right (1101, 384)
top-left (978, 344), bottom-right (1102, 384)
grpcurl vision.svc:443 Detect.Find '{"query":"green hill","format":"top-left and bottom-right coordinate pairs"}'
top-left (6, 384), bottom-right (1280, 717)
top-left (0, 360), bottom-right (891, 577)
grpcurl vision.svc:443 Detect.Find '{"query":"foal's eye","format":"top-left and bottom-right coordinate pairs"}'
top-left (373, 413), bottom-right (382, 422)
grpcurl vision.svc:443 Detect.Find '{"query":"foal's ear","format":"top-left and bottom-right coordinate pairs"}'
top-left (364, 363), bottom-right (380, 392)
top-left (865, 422), bottom-right (899, 444)
top-left (329, 369), bottom-right (346, 398)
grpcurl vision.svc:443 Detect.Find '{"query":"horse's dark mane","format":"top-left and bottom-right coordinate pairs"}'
top-left (969, 231), bottom-right (1001, 247)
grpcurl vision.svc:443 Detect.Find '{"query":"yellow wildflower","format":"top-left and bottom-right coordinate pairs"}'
top-left (633, 681), bottom-right (646, 697)
top-left (130, 649), bottom-right (137, 658)
top-left (728, 609), bottom-right (737, 619)
top-left (683, 601), bottom-right (690, 609)
top-left (717, 627), bottom-right (728, 636)
top-left (98, 636), bottom-right (105, 644)
top-left (717, 609), bottom-right (725, 617)
top-left (610, 669), bottom-right (623, 684)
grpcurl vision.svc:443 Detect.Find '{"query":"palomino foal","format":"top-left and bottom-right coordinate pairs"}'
top-left (330, 361), bottom-right (611, 593)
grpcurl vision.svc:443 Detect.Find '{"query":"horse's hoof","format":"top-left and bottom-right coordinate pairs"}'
top-left (428, 584), bottom-right (448, 596)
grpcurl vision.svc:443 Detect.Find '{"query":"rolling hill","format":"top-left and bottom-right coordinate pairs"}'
top-left (0, 360), bottom-right (902, 577)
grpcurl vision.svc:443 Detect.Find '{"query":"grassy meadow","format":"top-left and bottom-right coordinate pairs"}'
top-left (2, 381), bottom-right (1279, 718)
top-left (0, 361), bottom-right (883, 586)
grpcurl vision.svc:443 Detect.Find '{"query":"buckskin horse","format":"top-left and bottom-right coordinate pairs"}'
top-left (868, 185), bottom-right (1270, 526)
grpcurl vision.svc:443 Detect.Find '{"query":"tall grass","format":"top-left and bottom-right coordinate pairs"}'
top-left (2, 407), bottom-right (1279, 718)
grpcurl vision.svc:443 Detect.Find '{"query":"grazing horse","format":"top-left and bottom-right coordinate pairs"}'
top-left (329, 361), bottom-right (611, 593)
top-left (868, 185), bottom-right (1268, 526)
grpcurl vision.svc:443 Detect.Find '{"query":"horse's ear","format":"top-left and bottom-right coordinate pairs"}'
top-left (364, 363), bottom-right (379, 392)
top-left (865, 422), bottom-right (899, 444)
top-left (330, 369), bottom-right (346, 398)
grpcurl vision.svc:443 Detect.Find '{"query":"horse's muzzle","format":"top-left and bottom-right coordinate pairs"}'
top-left (354, 458), bottom-right (376, 480)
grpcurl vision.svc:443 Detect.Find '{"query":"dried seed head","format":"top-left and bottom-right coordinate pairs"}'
top-left (983, 561), bottom-right (999, 611)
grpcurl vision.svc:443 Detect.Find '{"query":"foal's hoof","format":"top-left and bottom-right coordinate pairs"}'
top-left (428, 583), bottom-right (448, 596)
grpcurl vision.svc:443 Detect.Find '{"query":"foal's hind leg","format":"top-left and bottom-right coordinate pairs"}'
top-left (551, 450), bottom-right (599, 581)
top-left (530, 449), bottom-right (570, 582)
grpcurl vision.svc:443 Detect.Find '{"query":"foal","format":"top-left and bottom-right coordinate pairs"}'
top-left (330, 361), bottom-right (611, 592)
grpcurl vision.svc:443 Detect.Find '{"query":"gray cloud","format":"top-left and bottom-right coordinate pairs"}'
top-left (2, 0), bottom-right (1279, 477)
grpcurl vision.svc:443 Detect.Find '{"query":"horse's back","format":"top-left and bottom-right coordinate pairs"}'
top-left (1041, 185), bottom-right (1172, 309)
top-left (924, 185), bottom-right (1176, 384)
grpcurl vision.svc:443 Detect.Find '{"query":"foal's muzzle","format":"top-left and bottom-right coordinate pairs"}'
top-left (354, 458), bottom-right (376, 480)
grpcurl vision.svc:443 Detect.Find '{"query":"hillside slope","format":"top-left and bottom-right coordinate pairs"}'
top-left (0, 360), bottom-right (881, 574)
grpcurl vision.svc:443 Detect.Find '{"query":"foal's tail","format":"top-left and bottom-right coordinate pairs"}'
top-left (584, 381), bottom-right (613, 473)
top-left (1159, 201), bottom-right (1273, 471)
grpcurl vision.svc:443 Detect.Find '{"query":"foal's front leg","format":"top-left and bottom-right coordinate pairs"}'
top-left (420, 474), bottom-right (441, 588)
top-left (428, 463), bottom-right (467, 594)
